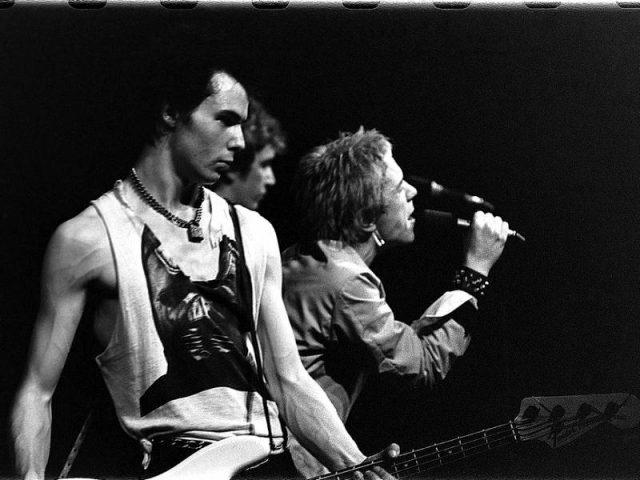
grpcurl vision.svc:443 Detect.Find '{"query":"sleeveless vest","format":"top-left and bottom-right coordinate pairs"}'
top-left (90, 185), bottom-right (284, 449)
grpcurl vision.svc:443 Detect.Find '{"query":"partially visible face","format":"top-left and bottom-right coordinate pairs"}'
top-left (227, 145), bottom-right (277, 210)
top-left (374, 147), bottom-right (418, 246)
top-left (171, 72), bottom-right (249, 185)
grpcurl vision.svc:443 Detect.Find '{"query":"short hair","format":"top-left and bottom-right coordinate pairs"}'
top-left (138, 60), bottom-right (236, 147)
top-left (293, 127), bottom-right (391, 245)
top-left (220, 98), bottom-right (287, 182)
top-left (121, 25), bottom-right (250, 153)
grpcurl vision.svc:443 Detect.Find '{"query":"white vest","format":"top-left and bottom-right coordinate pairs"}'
top-left (90, 186), bottom-right (283, 448)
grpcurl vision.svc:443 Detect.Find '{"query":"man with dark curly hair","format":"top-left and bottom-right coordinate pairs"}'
top-left (214, 98), bottom-right (286, 210)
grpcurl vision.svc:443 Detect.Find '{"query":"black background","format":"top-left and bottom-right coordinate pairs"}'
top-left (1, 1), bottom-right (640, 478)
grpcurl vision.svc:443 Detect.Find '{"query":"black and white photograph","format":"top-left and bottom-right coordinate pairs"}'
top-left (1, 1), bottom-right (639, 479)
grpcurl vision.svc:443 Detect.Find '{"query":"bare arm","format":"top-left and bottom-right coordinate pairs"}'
top-left (11, 215), bottom-right (104, 480)
top-left (256, 227), bottom-right (367, 472)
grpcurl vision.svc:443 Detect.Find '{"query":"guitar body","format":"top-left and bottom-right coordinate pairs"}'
top-left (65, 435), bottom-right (271, 480)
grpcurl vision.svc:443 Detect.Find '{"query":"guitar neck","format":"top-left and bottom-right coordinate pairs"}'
top-left (313, 421), bottom-right (520, 480)
top-left (313, 393), bottom-right (640, 480)
top-left (386, 422), bottom-right (519, 479)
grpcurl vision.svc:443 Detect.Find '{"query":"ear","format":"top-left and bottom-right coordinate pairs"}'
top-left (360, 221), bottom-right (377, 233)
top-left (160, 104), bottom-right (177, 129)
top-left (354, 207), bottom-right (378, 234)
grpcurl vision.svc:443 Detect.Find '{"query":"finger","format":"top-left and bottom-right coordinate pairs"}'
top-left (485, 212), bottom-right (500, 234)
top-left (385, 443), bottom-right (400, 459)
top-left (501, 220), bottom-right (510, 242)
top-left (354, 470), bottom-right (364, 480)
top-left (373, 466), bottom-right (396, 480)
top-left (366, 444), bottom-right (399, 462)
top-left (363, 469), bottom-right (377, 480)
top-left (489, 215), bottom-right (501, 235)
top-left (472, 210), bottom-right (485, 227)
top-left (363, 467), bottom-right (395, 480)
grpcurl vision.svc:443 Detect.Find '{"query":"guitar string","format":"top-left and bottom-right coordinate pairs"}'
top-left (319, 411), bottom-right (617, 480)
top-left (388, 422), bottom-right (543, 474)
top-left (313, 409), bottom-right (620, 480)
top-left (406, 413), bottom-right (608, 468)
top-left (385, 412), bottom-right (617, 479)
top-left (312, 422), bottom-right (526, 480)
top-left (390, 436), bottom-right (519, 477)
top-left (394, 428), bottom-right (538, 474)
top-left (313, 423), bottom-right (527, 480)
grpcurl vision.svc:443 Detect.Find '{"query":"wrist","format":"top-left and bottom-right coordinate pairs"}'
top-left (452, 265), bottom-right (490, 299)
top-left (462, 258), bottom-right (491, 277)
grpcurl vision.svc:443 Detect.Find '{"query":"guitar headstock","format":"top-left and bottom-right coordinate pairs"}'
top-left (514, 393), bottom-right (640, 448)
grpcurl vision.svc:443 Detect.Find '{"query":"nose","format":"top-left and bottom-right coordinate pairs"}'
top-left (228, 124), bottom-right (245, 151)
top-left (405, 181), bottom-right (418, 201)
top-left (264, 166), bottom-right (276, 186)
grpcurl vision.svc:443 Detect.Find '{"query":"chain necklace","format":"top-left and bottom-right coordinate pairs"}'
top-left (128, 168), bottom-right (205, 243)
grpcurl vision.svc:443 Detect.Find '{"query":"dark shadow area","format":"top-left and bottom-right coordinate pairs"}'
top-left (1, 3), bottom-right (639, 478)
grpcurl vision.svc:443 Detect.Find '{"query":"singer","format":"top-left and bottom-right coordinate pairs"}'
top-left (282, 127), bottom-right (511, 478)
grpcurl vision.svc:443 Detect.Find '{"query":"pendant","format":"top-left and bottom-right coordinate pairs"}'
top-left (188, 223), bottom-right (204, 243)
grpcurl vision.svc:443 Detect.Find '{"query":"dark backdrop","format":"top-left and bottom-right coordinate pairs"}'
top-left (1, 2), bottom-right (639, 478)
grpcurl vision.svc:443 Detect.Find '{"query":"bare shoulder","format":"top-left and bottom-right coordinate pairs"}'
top-left (52, 205), bottom-right (107, 250)
top-left (45, 205), bottom-right (112, 287)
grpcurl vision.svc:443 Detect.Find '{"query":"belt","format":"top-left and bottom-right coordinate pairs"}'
top-left (152, 436), bottom-right (213, 451)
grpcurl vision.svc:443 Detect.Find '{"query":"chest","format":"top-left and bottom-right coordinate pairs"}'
top-left (92, 195), bottom-right (235, 345)
top-left (138, 199), bottom-right (225, 281)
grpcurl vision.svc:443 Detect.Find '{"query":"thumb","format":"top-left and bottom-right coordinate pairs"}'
top-left (385, 443), bottom-right (400, 459)
top-left (366, 443), bottom-right (400, 462)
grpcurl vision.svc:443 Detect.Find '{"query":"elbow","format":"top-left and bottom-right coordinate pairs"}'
top-left (271, 363), bottom-right (309, 395)
top-left (266, 358), bottom-right (314, 404)
top-left (416, 343), bottom-right (466, 388)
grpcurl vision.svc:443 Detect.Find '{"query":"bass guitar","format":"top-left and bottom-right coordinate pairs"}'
top-left (66, 392), bottom-right (639, 480)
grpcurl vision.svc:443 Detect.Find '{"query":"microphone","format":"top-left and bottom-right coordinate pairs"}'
top-left (423, 209), bottom-right (526, 242)
top-left (407, 175), bottom-right (496, 212)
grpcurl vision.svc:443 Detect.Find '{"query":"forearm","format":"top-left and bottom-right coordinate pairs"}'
top-left (257, 228), bottom-right (366, 472)
top-left (269, 363), bottom-right (366, 471)
top-left (11, 386), bottom-right (53, 480)
top-left (401, 292), bottom-right (476, 386)
top-left (339, 276), bottom-right (474, 388)
top-left (411, 315), bottom-right (472, 387)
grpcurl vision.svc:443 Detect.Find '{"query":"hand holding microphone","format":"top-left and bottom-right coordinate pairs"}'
top-left (423, 209), bottom-right (526, 242)
top-left (411, 174), bottom-right (524, 275)
top-left (422, 209), bottom-right (523, 277)
top-left (462, 211), bottom-right (511, 277)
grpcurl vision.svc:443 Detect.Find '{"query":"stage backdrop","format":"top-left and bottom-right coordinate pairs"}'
top-left (1, 2), bottom-right (639, 478)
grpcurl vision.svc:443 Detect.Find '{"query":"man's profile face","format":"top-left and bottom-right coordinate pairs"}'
top-left (374, 147), bottom-right (418, 246)
top-left (171, 72), bottom-right (249, 185)
top-left (227, 145), bottom-right (277, 210)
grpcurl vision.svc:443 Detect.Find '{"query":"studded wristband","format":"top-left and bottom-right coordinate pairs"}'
top-left (452, 266), bottom-right (490, 298)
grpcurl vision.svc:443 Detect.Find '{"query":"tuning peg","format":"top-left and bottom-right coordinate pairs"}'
top-left (576, 403), bottom-right (592, 420)
top-left (522, 405), bottom-right (539, 421)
